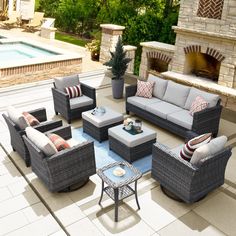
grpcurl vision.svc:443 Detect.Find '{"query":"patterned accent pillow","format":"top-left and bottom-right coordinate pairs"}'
top-left (65, 84), bottom-right (82, 99)
top-left (22, 112), bottom-right (40, 126)
top-left (47, 133), bottom-right (70, 151)
top-left (180, 133), bottom-right (212, 161)
top-left (135, 80), bottom-right (154, 99)
top-left (189, 96), bottom-right (208, 116)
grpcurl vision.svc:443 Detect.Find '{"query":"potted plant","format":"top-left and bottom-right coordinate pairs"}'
top-left (104, 37), bottom-right (131, 99)
top-left (85, 39), bottom-right (100, 61)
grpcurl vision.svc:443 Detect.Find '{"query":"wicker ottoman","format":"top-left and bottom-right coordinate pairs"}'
top-left (82, 107), bottom-right (123, 142)
top-left (108, 123), bottom-right (156, 163)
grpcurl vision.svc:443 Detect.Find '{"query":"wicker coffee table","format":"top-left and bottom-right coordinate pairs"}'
top-left (97, 161), bottom-right (142, 222)
top-left (82, 107), bottom-right (123, 142)
top-left (108, 122), bottom-right (156, 162)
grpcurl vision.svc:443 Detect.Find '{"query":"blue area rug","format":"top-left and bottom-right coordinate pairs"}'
top-left (72, 128), bottom-right (152, 174)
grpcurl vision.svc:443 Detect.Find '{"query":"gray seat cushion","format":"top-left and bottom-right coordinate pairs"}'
top-left (167, 109), bottom-right (193, 130)
top-left (127, 96), bottom-right (161, 110)
top-left (70, 95), bottom-right (93, 109)
top-left (82, 107), bottom-right (123, 128)
top-left (145, 101), bottom-right (182, 119)
top-left (108, 123), bottom-right (156, 147)
top-left (147, 74), bottom-right (168, 99)
top-left (163, 80), bottom-right (190, 108)
top-left (184, 87), bottom-right (220, 110)
top-left (54, 74), bottom-right (79, 91)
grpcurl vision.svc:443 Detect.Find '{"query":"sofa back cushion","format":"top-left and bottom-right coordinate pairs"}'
top-left (190, 135), bottom-right (227, 166)
top-left (163, 80), bottom-right (190, 108)
top-left (7, 106), bottom-right (29, 130)
top-left (26, 127), bottom-right (58, 157)
top-left (54, 74), bottom-right (79, 92)
top-left (147, 74), bottom-right (168, 99)
top-left (184, 87), bottom-right (219, 110)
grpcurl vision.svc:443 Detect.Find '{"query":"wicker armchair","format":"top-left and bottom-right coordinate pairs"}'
top-left (23, 128), bottom-right (96, 192)
top-left (2, 108), bottom-right (63, 167)
top-left (52, 79), bottom-right (96, 124)
top-left (151, 142), bottom-right (232, 203)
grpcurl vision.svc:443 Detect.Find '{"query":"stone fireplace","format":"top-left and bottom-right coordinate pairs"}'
top-left (139, 0), bottom-right (236, 110)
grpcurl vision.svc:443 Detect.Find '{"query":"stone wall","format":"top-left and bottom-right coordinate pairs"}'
top-left (123, 45), bottom-right (137, 74)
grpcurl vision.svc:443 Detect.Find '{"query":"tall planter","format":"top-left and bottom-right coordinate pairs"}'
top-left (112, 78), bottom-right (124, 99)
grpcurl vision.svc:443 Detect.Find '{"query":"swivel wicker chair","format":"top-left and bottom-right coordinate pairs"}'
top-left (23, 127), bottom-right (96, 192)
top-left (151, 141), bottom-right (232, 203)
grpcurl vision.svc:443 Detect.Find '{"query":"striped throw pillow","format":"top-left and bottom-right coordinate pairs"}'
top-left (22, 112), bottom-right (40, 126)
top-left (189, 96), bottom-right (208, 116)
top-left (47, 133), bottom-right (70, 151)
top-left (65, 84), bottom-right (82, 98)
top-left (135, 80), bottom-right (154, 99)
top-left (180, 133), bottom-right (212, 161)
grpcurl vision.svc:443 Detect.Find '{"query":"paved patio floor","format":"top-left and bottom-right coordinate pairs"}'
top-left (0, 74), bottom-right (236, 236)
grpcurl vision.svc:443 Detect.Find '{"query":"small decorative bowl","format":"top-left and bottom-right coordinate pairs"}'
top-left (113, 167), bottom-right (126, 177)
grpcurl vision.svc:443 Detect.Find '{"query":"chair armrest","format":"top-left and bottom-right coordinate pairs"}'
top-left (81, 83), bottom-right (96, 101)
top-left (125, 85), bottom-right (137, 99)
top-left (44, 125), bottom-right (72, 140)
top-left (28, 108), bottom-right (47, 122)
top-left (34, 120), bottom-right (62, 133)
top-left (192, 104), bottom-right (222, 135)
top-left (46, 141), bottom-right (95, 174)
top-left (51, 87), bottom-right (70, 108)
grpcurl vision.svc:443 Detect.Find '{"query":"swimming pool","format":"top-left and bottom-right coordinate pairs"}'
top-left (0, 42), bottom-right (60, 62)
top-left (0, 38), bottom-right (82, 78)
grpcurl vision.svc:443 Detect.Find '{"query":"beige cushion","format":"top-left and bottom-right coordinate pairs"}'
top-left (70, 95), bottom-right (93, 109)
top-left (7, 106), bottom-right (29, 129)
top-left (190, 136), bottom-right (227, 166)
top-left (147, 74), bottom-right (168, 99)
top-left (163, 81), bottom-right (190, 108)
top-left (54, 74), bottom-right (79, 91)
top-left (26, 127), bottom-right (58, 156)
top-left (82, 107), bottom-right (123, 128)
top-left (184, 87), bottom-right (219, 110)
top-left (127, 96), bottom-right (161, 110)
top-left (108, 123), bottom-right (156, 147)
top-left (145, 101), bottom-right (182, 119)
top-left (167, 110), bottom-right (193, 130)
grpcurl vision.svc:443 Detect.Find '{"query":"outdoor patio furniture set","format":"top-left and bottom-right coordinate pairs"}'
top-left (2, 73), bottom-right (232, 220)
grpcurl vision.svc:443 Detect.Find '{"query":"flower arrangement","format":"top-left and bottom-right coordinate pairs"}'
top-left (85, 39), bottom-right (100, 61)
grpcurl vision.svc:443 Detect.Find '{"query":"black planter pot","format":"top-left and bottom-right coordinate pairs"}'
top-left (112, 78), bottom-right (124, 99)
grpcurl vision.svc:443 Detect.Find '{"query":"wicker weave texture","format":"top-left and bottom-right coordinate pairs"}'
top-left (109, 135), bottom-right (156, 163)
top-left (151, 142), bottom-right (232, 203)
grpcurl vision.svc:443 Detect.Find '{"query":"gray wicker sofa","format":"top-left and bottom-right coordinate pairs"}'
top-left (23, 126), bottom-right (96, 192)
top-left (126, 74), bottom-right (222, 138)
top-left (2, 108), bottom-right (63, 167)
top-left (151, 141), bottom-right (232, 203)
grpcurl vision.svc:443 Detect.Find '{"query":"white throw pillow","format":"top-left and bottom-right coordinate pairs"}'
top-left (7, 106), bottom-right (29, 129)
top-left (26, 127), bottom-right (58, 156)
top-left (190, 136), bottom-right (227, 166)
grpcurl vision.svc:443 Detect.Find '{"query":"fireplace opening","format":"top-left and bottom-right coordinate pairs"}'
top-left (148, 58), bottom-right (169, 73)
top-left (184, 52), bottom-right (221, 81)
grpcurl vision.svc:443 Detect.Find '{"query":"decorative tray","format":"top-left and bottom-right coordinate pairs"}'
top-left (123, 126), bottom-right (143, 135)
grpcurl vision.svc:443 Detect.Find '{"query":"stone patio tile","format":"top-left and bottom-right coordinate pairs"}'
top-left (158, 211), bottom-right (225, 236)
top-left (22, 202), bottom-right (50, 223)
top-left (0, 190), bottom-right (40, 218)
top-left (194, 192), bottom-right (236, 236)
top-left (44, 194), bottom-right (86, 227)
top-left (90, 203), bottom-right (155, 236)
top-left (0, 146), bottom-right (11, 165)
top-left (5, 215), bottom-right (61, 236)
top-left (225, 147), bottom-right (236, 184)
top-left (66, 217), bottom-right (104, 236)
top-left (7, 178), bottom-right (30, 196)
top-left (126, 186), bottom-right (192, 232)
top-left (0, 187), bottom-right (12, 203)
top-left (49, 230), bottom-right (67, 236)
top-left (0, 211), bottom-right (29, 235)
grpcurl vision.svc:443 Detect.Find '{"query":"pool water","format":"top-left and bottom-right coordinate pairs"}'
top-left (0, 42), bottom-right (60, 62)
